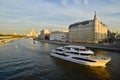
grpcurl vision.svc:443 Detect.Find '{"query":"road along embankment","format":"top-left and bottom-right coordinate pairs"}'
top-left (34, 39), bottom-right (120, 51)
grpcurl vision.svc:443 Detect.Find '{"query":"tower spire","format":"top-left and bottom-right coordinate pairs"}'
top-left (95, 11), bottom-right (96, 16)
top-left (94, 11), bottom-right (96, 18)
top-left (94, 11), bottom-right (97, 21)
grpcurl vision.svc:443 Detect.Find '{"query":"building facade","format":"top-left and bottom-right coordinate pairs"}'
top-left (50, 31), bottom-right (68, 42)
top-left (69, 12), bottom-right (108, 43)
top-left (40, 29), bottom-right (52, 40)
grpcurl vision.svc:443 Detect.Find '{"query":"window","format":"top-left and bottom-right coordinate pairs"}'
top-left (73, 48), bottom-right (79, 51)
top-left (66, 51), bottom-right (79, 55)
top-left (55, 52), bottom-right (68, 56)
top-left (80, 53), bottom-right (91, 56)
top-left (80, 49), bottom-right (87, 51)
top-left (72, 57), bottom-right (96, 62)
top-left (56, 49), bottom-right (63, 52)
top-left (65, 47), bottom-right (71, 50)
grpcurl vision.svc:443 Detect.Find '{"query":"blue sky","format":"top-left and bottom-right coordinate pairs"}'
top-left (0, 0), bottom-right (120, 34)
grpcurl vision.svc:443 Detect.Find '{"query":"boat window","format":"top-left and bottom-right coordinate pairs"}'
top-left (56, 49), bottom-right (63, 52)
top-left (66, 52), bottom-right (79, 55)
top-left (80, 49), bottom-right (87, 51)
top-left (72, 52), bottom-right (79, 55)
top-left (80, 53), bottom-right (91, 56)
top-left (65, 51), bottom-right (71, 54)
top-left (55, 52), bottom-right (68, 56)
top-left (73, 48), bottom-right (79, 51)
top-left (65, 47), bottom-right (71, 50)
top-left (72, 57), bottom-right (96, 62)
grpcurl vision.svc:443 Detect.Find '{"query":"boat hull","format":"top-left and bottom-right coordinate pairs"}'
top-left (50, 53), bottom-right (110, 67)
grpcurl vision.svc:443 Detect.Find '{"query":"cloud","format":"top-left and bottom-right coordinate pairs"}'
top-left (73, 0), bottom-right (81, 5)
top-left (0, 0), bottom-right (120, 33)
top-left (83, 0), bottom-right (88, 6)
top-left (60, 0), bottom-right (69, 6)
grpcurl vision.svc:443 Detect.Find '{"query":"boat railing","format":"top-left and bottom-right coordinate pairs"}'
top-left (91, 55), bottom-right (111, 60)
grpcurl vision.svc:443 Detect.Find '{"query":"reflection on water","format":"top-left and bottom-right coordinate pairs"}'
top-left (44, 43), bottom-right (50, 50)
top-left (89, 67), bottom-right (111, 80)
top-left (52, 57), bottom-right (111, 80)
top-left (0, 38), bottom-right (119, 80)
top-left (93, 49), bottom-right (107, 55)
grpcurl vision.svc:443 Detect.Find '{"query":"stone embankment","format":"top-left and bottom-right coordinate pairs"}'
top-left (34, 38), bottom-right (120, 51)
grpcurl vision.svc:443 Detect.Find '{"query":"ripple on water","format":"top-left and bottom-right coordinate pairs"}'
top-left (0, 39), bottom-right (120, 80)
top-left (0, 57), bottom-right (35, 80)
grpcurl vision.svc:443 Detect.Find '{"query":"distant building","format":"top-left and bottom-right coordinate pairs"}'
top-left (27, 29), bottom-right (37, 37)
top-left (13, 33), bottom-right (17, 35)
top-left (40, 29), bottom-right (52, 40)
top-left (116, 33), bottom-right (120, 39)
top-left (50, 31), bottom-right (68, 42)
top-left (69, 12), bottom-right (108, 43)
top-left (59, 29), bottom-right (68, 32)
top-left (107, 30), bottom-right (116, 43)
top-left (108, 30), bottom-right (116, 39)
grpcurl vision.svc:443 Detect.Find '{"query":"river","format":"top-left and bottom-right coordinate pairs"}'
top-left (0, 38), bottom-right (120, 80)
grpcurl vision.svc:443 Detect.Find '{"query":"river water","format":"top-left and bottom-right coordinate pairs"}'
top-left (0, 38), bottom-right (120, 80)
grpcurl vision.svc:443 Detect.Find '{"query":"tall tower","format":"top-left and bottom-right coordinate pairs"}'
top-left (29, 29), bottom-right (37, 37)
top-left (94, 11), bottom-right (96, 19)
top-left (93, 11), bottom-right (98, 21)
top-left (93, 11), bottom-right (99, 26)
top-left (93, 11), bottom-right (99, 43)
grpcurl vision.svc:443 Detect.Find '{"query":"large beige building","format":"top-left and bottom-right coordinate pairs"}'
top-left (69, 12), bottom-right (108, 43)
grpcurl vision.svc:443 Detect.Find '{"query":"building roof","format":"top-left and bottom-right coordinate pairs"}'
top-left (69, 12), bottom-right (107, 28)
top-left (100, 21), bottom-right (107, 27)
top-left (51, 31), bottom-right (68, 34)
top-left (69, 20), bottom-right (93, 28)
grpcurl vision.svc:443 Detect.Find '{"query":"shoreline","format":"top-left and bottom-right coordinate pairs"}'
top-left (0, 38), bottom-right (18, 44)
top-left (34, 38), bottom-right (120, 51)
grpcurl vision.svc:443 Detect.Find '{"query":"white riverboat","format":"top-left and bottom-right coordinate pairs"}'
top-left (50, 45), bottom-right (111, 67)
